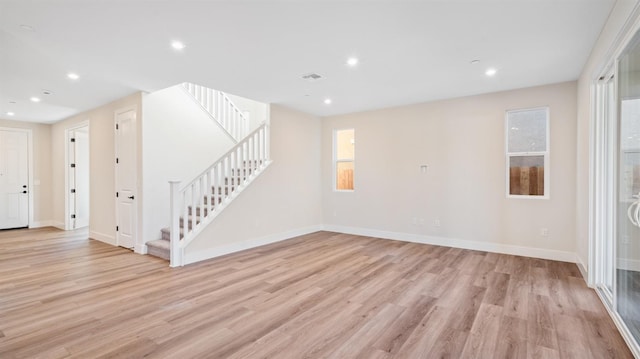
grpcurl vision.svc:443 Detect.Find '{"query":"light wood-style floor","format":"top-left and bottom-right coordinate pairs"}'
top-left (0, 227), bottom-right (632, 358)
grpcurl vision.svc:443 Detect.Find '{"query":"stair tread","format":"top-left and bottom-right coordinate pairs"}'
top-left (161, 227), bottom-right (183, 235)
top-left (147, 239), bottom-right (170, 249)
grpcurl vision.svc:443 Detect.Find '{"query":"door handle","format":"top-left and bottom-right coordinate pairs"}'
top-left (128, 195), bottom-right (135, 200)
top-left (627, 201), bottom-right (640, 227)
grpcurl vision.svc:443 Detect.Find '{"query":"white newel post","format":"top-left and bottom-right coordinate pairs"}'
top-left (169, 180), bottom-right (182, 267)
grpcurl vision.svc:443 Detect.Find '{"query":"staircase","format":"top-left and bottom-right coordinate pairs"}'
top-left (145, 83), bottom-right (270, 266)
top-left (181, 82), bottom-right (250, 142)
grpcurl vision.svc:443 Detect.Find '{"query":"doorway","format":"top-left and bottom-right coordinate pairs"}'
top-left (0, 128), bottom-right (30, 229)
top-left (66, 123), bottom-right (90, 230)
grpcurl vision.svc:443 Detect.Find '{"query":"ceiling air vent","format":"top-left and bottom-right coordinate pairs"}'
top-left (301, 73), bottom-right (323, 81)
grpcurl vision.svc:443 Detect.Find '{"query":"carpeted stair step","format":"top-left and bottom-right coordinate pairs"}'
top-left (146, 238), bottom-right (170, 260)
top-left (161, 227), bottom-right (183, 241)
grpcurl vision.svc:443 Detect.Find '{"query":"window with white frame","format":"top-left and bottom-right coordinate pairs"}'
top-left (334, 129), bottom-right (355, 191)
top-left (506, 107), bottom-right (549, 198)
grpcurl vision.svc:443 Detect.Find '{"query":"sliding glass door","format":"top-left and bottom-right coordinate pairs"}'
top-left (617, 37), bottom-right (640, 343)
top-left (594, 30), bottom-right (640, 354)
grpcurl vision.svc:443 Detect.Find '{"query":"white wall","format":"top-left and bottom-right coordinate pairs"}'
top-left (0, 119), bottom-right (52, 226)
top-left (576, 0), bottom-right (639, 273)
top-left (185, 105), bottom-right (323, 258)
top-left (51, 92), bottom-right (142, 244)
top-left (322, 81), bottom-right (578, 261)
top-left (141, 85), bottom-right (237, 244)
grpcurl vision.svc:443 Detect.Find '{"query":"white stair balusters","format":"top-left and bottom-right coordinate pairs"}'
top-left (168, 123), bottom-right (270, 267)
top-left (182, 83), bottom-right (250, 142)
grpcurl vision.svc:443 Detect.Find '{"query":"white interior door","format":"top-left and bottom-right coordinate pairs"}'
top-left (115, 109), bottom-right (137, 248)
top-left (0, 130), bottom-right (29, 229)
top-left (75, 130), bottom-right (90, 228)
top-left (68, 126), bottom-right (90, 229)
top-left (68, 131), bottom-right (76, 229)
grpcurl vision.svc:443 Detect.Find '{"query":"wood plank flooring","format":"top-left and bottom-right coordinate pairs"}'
top-left (0, 227), bottom-right (633, 358)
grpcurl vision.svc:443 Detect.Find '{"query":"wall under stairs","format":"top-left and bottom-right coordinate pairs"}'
top-left (182, 105), bottom-right (323, 264)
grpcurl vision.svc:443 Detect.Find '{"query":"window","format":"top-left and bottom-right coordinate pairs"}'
top-left (506, 107), bottom-right (549, 198)
top-left (334, 129), bottom-right (355, 191)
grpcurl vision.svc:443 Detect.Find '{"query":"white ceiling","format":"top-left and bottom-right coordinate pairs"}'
top-left (0, 0), bottom-right (615, 123)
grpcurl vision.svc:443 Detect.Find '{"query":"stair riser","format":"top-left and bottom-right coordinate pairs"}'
top-left (161, 229), bottom-right (183, 241)
top-left (147, 246), bottom-right (170, 260)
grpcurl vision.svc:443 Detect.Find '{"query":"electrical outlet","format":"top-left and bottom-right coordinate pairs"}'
top-left (622, 235), bottom-right (630, 245)
top-left (434, 219), bottom-right (441, 227)
top-left (411, 217), bottom-right (418, 225)
top-left (540, 228), bottom-right (549, 237)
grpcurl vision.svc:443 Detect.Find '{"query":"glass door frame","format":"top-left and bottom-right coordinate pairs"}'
top-left (592, 69), bottom-right (617, 308)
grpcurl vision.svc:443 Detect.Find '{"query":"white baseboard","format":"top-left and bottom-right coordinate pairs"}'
top-left (75, 218), bottom-right (89, 229)
top-left (323, 224), bottom-right (577, 263)
top-left (90, 230), bottom-right (116, 246)
top-left (51, 221), bottom-right (66, 230)
top-left (29, 220), bottom-right (54, 228)
top-left (576, 255), bottom-right (588, 281)
top-left (184, 225), bottom-right (324, 265)
top-left (617, 258), bottom-right (640, 272)
top-left (183, 223), bottom-right (579, 267)
top-left (135, 243), bottom-right (148, 255)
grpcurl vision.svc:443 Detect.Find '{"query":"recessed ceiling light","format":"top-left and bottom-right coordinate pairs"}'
top-left (8, 101), bottom-right (16, 104)
top-left (470, 60), bottom-right (480, 65)
top-left (485, 68), bottom-right (497, 76)
top-left (171, 41), bottom-right (186, 50)
top-left (30, 97), bottom-right (41, 103)
top-left (324, 98), bottom-right (332, 105)
top-left (19, 24), bottom-right (34, 31)
top-left (67, 72), bottom-right (79, 80)
top-left (42, 90), bottom-right (53, 95)
top-left (346, 57), bottom-right (359, 67)
top-left (6, 112), bottom-right (15, 116)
